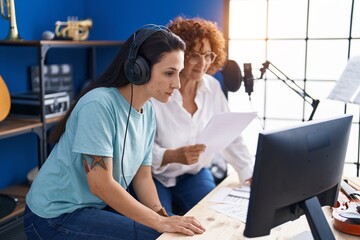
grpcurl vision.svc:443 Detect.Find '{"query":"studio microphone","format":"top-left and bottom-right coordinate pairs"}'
top-left (243, 63), bottom-right (254, 96)
top-left (221, 59), bottom-right (242, 92)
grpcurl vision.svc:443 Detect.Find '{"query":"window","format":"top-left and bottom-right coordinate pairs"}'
top-left (227, 0), bottom-right (360, 177)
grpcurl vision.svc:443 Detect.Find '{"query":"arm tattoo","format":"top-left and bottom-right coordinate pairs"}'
top-left (82, 155), bottom-right (108, 174)
top-left (83, 159), bottom-right (90, 173)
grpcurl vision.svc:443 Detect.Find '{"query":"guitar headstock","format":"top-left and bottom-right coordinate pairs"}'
top-left (0, 75), bottom-right (11, 122)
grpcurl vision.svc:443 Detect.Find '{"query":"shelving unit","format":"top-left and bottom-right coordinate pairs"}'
top-left (0, 40), bottom-right (124, 165)
top-left (0, 40), bottom-right (124, 238)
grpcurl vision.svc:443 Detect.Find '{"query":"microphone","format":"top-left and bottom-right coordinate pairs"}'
top-left (243, 63), bottom-right (254, 96)
top-left (259, 61), bottom-right (270, 79)
top-left (221, 59), bottom-right (242, 92)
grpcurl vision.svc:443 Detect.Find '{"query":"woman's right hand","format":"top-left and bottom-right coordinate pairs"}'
top-left (163, 144), bottom-right (206, 165)
top-left (157, 215), bottom-right (206, 236)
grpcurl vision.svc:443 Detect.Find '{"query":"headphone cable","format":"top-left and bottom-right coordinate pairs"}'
top-left (119, 84), bottom-right (138, 240)
top-left (121, 84), bottom-right (132, 189)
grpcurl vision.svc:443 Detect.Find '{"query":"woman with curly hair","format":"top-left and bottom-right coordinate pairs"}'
top-left (151, 17), bottom-right (253, 215)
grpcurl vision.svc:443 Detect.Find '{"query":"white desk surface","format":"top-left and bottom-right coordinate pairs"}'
top-left (157, 173), bottom-right (358, 240)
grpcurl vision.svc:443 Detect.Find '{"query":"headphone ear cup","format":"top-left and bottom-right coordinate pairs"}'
top-left (124, 56), bottom-right (150, 85)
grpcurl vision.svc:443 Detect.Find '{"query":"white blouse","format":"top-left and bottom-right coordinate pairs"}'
top-left (151, 74), bottom-right (253, 187)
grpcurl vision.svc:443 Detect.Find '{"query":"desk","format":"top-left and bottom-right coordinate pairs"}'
top-left (157, 173), bottom-right (358, 240)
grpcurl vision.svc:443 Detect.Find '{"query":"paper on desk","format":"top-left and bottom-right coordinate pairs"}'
top-left (230, 186), bottom-right (251, 199)
top-left (208, 187), bottom-right (250, 205)
top-left (328, 56), bottom-right (360, 104)
top-left (196, 112), bottom-right (257, 165)
top-left (211, 203), bottom-right (248, 223)
top-left (208, 187), bottom-right (250, 223)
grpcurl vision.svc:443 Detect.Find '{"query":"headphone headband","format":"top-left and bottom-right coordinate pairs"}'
top-left (124, 24), bottom-right (170, 85)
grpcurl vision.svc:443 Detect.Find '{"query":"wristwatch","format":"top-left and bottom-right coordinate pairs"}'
top-left (156, 207), bottom-right (169, 217)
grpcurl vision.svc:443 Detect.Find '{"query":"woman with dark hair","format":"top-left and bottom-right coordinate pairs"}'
top-left (151, 17), bottom-right (253, 215)
top-left (24, 26), bottom-right (205, 240)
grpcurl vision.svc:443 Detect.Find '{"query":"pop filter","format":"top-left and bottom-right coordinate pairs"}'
top-left (221, 59), bottom-right (242, 92)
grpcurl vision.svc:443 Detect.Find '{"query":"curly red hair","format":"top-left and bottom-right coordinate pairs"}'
top-left (168, 16), bottom-right (227, 75)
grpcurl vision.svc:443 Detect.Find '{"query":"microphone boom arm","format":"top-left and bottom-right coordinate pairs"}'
top-left (260, 61), bottom-right (320, 121)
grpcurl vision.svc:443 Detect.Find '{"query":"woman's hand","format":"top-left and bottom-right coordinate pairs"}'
top-left (244, 177), bottom-right (252, 185)
top-left (156, 215), bottom-right (206, 236)
top-left (163, 144), bottom-right (206, 165)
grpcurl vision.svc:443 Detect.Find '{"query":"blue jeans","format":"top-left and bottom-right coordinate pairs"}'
top-left (154, 168), bottom-right (216, 215)
top-left (23, 205), bottom-right (160, 240)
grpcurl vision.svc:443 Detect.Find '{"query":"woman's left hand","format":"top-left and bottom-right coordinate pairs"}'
top-left (156, 215), bottom-right (206, 236)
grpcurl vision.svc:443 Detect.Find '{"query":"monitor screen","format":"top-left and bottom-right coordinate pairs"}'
top-left (244, 114), bottom-right (353, 239)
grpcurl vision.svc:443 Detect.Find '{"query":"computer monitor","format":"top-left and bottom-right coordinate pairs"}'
top-left (244, 114), bottom-right (353, 239)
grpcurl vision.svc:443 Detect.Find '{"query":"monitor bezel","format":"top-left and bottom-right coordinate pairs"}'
top-left (244, 114), bottom-right (353, 239)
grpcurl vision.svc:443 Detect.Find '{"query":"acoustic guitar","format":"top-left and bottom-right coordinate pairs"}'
top-left (0, 75), bottom-right (11, 122)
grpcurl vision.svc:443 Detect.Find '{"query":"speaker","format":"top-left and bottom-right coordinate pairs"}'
top-left (124, 25), bottom-right (168, 85)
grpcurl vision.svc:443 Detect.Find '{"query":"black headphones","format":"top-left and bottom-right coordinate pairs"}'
top-left (124, 25), bottom-right (170, 85)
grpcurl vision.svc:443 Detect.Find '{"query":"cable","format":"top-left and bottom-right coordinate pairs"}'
top-left (247, 99), bottom-right (265, 130)
top-left (120, 84), bottom-right (133, 189)
top-left (119, 83), bottom-right (138, 240)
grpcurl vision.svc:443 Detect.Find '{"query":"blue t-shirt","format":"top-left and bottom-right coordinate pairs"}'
top-left (26, 87), bottom-right (155, 218)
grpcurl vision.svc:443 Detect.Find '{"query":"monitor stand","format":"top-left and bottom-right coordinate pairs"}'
top-left (300, 197), bottom-right (335, 240)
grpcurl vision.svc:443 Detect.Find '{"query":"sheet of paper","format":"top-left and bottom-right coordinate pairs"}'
top-left (208, 186), bottom-right (250, 223)
top-left (229, 186), bottom-right (251, 199)
top-left (210, 203), bottom-right (248, 223)
top-left (196, 112), bottom-right (257, 165)
top-left (208, 187), bottom-right (249, 205)
top-left (328, 56), bottom-right (360, 103)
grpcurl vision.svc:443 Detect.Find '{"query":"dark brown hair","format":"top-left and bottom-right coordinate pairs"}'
top-left (49, 28), bottom-right (185, 143)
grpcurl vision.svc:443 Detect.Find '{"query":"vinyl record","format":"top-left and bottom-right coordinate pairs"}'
top-left (0, 194), bottom-right (17, 219)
